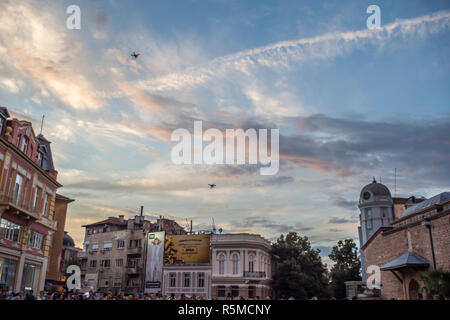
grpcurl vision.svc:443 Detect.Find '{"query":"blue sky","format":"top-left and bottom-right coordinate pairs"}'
top-left (0, 0), bottom-right (449, 262)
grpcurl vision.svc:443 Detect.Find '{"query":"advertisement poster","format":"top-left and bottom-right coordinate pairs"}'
top-left (144, 231), bottom-right (165, 293)
top-left (164, 234), bottom-right (211, 265)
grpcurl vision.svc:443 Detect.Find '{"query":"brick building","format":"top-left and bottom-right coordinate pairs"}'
top-left (0, 106), bottom-right (62, 293)
top-left (361, 191), bottom-right (450, 299)
top-left (45, 193), bottom-right (75, 289)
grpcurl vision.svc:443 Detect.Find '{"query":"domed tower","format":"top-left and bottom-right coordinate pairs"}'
top-left (358, 178), bottom-right (394, 280)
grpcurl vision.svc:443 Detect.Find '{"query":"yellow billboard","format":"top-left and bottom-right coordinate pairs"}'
top-left (164, 234), bottom-right (211, 265)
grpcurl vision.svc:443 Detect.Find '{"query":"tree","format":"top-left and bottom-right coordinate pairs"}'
top-left (272, 232), bottom-right (330, 299)
top-left (328, 239), bottom-right (361, 299)
top-left (420, 268), bottom-right (450, 300)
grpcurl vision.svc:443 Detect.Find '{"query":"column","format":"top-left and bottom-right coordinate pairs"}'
top-left (38, 257), bottom-right (48, 292)
top-left (14, 253), bottom-right (26, 293)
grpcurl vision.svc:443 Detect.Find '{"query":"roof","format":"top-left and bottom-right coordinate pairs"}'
top-left (55, 193), bottom-right (75, 203)
top-left (37, 133), bottom-right (56, 172)
top-left (63, 232), bottom-right (75, 247)
top-left (380, 252), bottom-right (429, 271)
top-left (400, 192), bottom-right (450, 218)
top-left (82, 217), bottom-right (127, 227)
top-left (360, 178), bottom-right (391, 199)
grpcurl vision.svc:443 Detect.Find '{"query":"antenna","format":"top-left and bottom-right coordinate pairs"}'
top-left (211, 217), bottom-right (216, 234)
top-left (40, 115), bottom-right (45, 135)
top-left (394, 168), bottom-right (397, 197)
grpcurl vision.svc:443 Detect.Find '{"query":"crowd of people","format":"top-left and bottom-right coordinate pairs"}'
top-left (0, 287), bottom-right (279, 300)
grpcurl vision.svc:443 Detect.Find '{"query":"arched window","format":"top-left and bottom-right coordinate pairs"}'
top-left (218, 253), bottom-right (225, 275)
top-left (248, 254), bottom-right (254, 272)
top-left (232, 253), bottom-right (239, 275)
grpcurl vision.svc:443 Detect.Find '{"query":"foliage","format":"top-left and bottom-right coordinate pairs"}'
top-left (271, 232), bottom-right (331, 299)
top-left (420, 268), bottom-right (450, 300)
top-left (328, 239), bottom-right (361, 299)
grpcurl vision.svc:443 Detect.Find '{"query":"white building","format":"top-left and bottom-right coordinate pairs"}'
top-left (211, 233), bottom-right (272, 299)
top-left (162, 265), bottom-right (212, 299)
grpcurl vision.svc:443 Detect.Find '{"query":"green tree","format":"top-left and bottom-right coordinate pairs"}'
top-left (420, 268), bottom-right (450, 300)
top-left (272, 232), bottom-right (330, 299)
top-left (328, 239), bottom-right (361, 299)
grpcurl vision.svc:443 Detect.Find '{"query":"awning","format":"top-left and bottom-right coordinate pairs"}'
top-left (380, 252), bottom-right (429, 271)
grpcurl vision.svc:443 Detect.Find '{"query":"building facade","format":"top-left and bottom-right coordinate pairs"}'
top-left (211, 233), bottom-right (272, 299)
top-left (45, 193), bottom-right (75, 289)
top-left (361, 191), bottom-right (450, 299)
top-left (0, 107), bottom-right (61, 294)
top-left (78, 214), bottom-right (186, 294)
top-left (162, 265), bottom-right (212, 299)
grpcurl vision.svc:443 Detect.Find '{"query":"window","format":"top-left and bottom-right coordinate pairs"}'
top-left (32, 187), bottom-right (41, 211)
top-left (183, 273), bottom-right (190, 287)
top-left (116, 259), bottom-right (123, 267)
top-left (218, 254), bottom-right (225, 275)
top-left (117, 239), bottom-right (125, 248)
top-left (21, 136), bottom-right (28, 153)
top-left (13, 174), bottom-right (23, 204)
top-left (232, 253), bottom-right (239, 275)
top-left (248, 286), bottom-right (256, 299)
top-left (87, 279), bottom-right (95, 288)
top-left (366, 208), bottom-right (372, 220)
top-left (407, 232), bottom-right (412, 250)
top-left (42, 193), bottom-right (49, 216)
top-left (100, 260), bottom-right (111, 268)
top-left (113, 280), bottom-right (121, 287)
top-left (198, 272), bottom-right (205, 288)
top-left (248, 255), bottom-right (254, 273)
top-left (89, 260), bottom-right (97, 268)
top-left (231, 286), bottom-right (239, 298)
top-left (169, 273), bottom-right (176, 287)
top-left (381, 207), bottom-right (387, 219)
top-left (27, 231), bottom-right (43, 249)
top-left (91, 243), bottom-right (99, 251)
top-left (0, 218), bottom-right (22, 242)
top-left (37, 152), bottom-right (43, 167)
top-left (103, 241), bottom-right (112, 250)
top-left (218, 286), bottom-right (226, 298)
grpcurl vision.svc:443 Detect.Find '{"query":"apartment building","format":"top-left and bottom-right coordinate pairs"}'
top-left (78, 214), bottom-right (185, 294)
top-left (0, 106), bottom-right (62, 293)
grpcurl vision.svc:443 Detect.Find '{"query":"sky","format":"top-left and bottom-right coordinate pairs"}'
top-left (0, 0), bottom-right (449, 263)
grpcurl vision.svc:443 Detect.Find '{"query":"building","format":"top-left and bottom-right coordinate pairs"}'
top-left (211, 233), bottom-right (272, 299)
top-left (78, 214), bottom-right (185, 294)
top-left (161, 234), bottom-right (212, 299)
top-left (162, 265), bottom-right (212, 299)
top-left (358, 179), bottom-right (450, 299)
top-left (0, 107), bottom-right (62, 293)
top-left (357, 178), bottom-right (423, 280)
top-left (45, 193), bottom-right (75, 289)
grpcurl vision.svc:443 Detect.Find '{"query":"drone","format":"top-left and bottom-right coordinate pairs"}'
top-left (208, 184), bottom-right (216, 189)
top-left (131, 52), bottom-right (140, 59)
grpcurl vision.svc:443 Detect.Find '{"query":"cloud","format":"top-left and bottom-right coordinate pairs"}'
top-left (332, 197), bottom-right (358, 210)
top-left (129, 10), bottom-right (450, 92)
top-left (0, 1), bottom-right (106, 110)
top-left (328, 217), bottom-right (356, 224)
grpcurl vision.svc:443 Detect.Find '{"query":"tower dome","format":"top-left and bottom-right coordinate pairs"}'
top-left (359, 178), bottom-right (392, 205)
top-left (63, 232), bottom-right (75, 247)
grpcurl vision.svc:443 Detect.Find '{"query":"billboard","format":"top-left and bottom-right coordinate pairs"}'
top-left (144, 231), bottom-right (165, 293)
top-left (164, 234), bottom-right (211, 265)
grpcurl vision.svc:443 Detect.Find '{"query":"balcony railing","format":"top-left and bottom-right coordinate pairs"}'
top-left (127, 247), bottom-right (142, 255)
top-left (243, 271), bottom-right (266, 278)
top-left (0, 193), bottom-right (40, 219)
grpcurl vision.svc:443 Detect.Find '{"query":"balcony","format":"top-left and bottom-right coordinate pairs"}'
top-left (125, 266), bottom-right (142, 275)
top-left (127, 247), bottom-right (142, 256)
top-left (243, 271), bottom-right (266, 278)
top-left (0, 193), bottom-right (40, 220)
